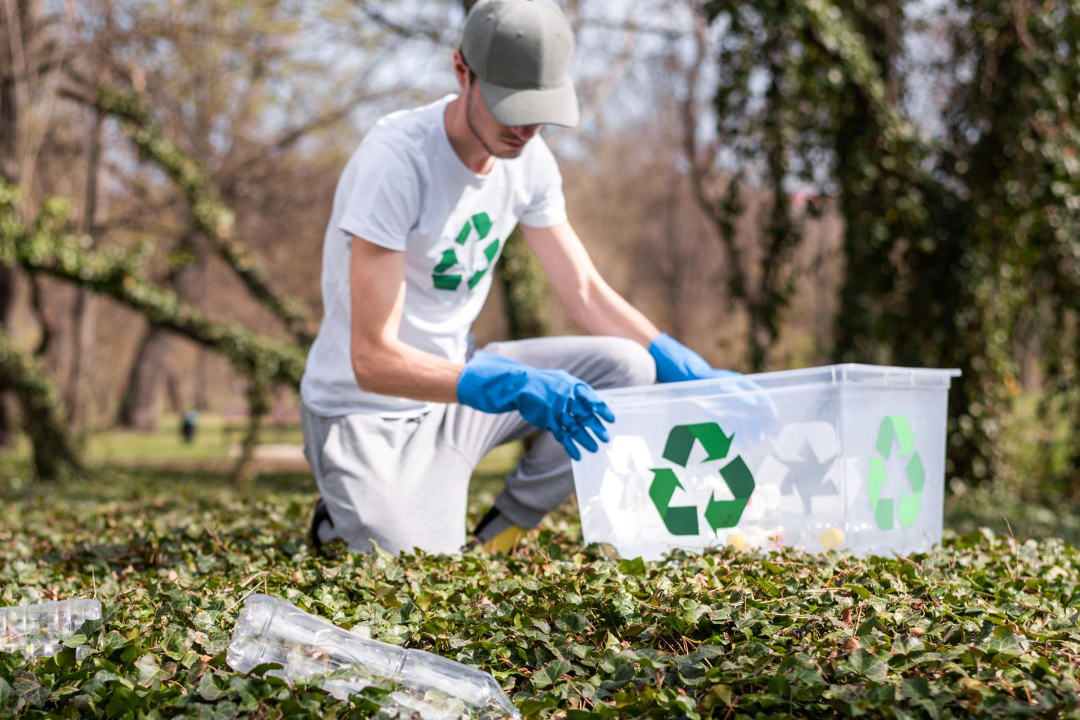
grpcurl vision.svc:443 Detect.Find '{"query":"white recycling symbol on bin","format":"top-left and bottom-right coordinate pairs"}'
top-left (756, 422), bottom-right (860, 514)
top-left (592, 436), bottom-right (658, 538)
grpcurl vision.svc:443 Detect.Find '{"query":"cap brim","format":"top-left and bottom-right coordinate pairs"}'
top-left (478, 79), bottom-right (580, 128)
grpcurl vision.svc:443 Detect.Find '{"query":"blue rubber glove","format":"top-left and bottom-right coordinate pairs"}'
top-left (648, 333), bottom-right (778, 419)
top-left (457, 351), bottom-right (616, 461)
top-left (648, 333), bottom-right (740, 384)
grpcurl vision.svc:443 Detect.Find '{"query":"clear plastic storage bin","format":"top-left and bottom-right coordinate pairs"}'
top-left (571, 364), bottom-right (960, 559)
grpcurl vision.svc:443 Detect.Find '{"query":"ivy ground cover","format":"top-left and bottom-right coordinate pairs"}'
top-left (1, 467), bottom-right (1079, 719)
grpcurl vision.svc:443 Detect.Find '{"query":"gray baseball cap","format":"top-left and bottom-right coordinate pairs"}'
top-left (461, 0), bottom-right (579, 128)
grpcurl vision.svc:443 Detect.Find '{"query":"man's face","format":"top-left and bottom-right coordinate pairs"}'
top-left (464, 78), bottom-right (542, 159)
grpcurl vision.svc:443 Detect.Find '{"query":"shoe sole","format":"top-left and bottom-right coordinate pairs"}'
top-left (309, 498), bottom-right (334, 556)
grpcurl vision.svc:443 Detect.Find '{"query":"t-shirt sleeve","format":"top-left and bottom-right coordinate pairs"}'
top-left (338, 137), bottom-right (421, 251)
top-left (518, 136), bottom-right (568, 228)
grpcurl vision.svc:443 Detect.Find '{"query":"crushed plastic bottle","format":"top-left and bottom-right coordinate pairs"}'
top-left (227, 594), bottom-right (519, 720)
top-left (0, 599), bottom-right (102, 660)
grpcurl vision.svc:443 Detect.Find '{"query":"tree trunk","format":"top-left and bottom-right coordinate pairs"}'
top-left (0, 2), bottom-right (21, 447)
top-left (231, 375), bottom-right (269, 485)
top-left (496, 226), bottom-right (550, 340)
top-left (118, 234), bottom-right (202, 430)
top-left (66, 107), bottom-right (105, 430)
top-left (0, 324), bottom-right (82, 480)
top-left (0, 268), bottom-right (16, 448)
top-left (0, 45), bottom-right (16, 184)
top-left (118, 324), bottom-right (171, 430)
top-left (194, 346), bottom-right (210, 411)
top-left (67, 290), bottom-right (97, 428)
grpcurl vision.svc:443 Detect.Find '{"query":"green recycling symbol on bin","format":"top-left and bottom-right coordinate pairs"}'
top-left (866, 414), bottom-right (925, 530)
top-left (648, 423), bottom-right (755, 536)
top-left (432, 212), bottom-right (500, 291)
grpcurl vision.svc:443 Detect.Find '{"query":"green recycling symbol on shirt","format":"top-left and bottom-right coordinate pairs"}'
top-left (866, 414), bottom-right (925, 530)
top-left (648, 422), bottom-right (755, 536)
top-left (432, 212), bottom-right (500, 291)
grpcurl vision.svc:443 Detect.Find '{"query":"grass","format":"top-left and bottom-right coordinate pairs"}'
top-left (2, 445), bottom-right (1079, 719)
top-left (1, 415), bottom-right (307, 469)
top-left (87, 415), bottom-right (305, 465)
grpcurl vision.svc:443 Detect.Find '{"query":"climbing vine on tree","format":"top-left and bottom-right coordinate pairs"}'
top-left (702, 0), bottom-right (1080, 487)
top-left (0, 182), bottom-right (307, 480)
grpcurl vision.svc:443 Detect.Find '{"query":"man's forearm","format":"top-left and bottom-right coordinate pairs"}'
top-left (521, 223), bottom-right (660, 346)
top-left (351, 339), bottom-right (463, 404)
top-left (571, 277), bottom-right (660, 347)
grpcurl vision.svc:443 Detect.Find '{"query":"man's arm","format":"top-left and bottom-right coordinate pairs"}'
top-left (520, 221), bottom-right (660, 346)
top-left (521, 222), bottom-right (767, 402)
top-left (349, 235), bottom-right (462, 403)
top-left (348, 231), bottom-right (614, 457)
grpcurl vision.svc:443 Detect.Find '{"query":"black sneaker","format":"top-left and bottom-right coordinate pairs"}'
top-left (308, 497), bottom-right (335, 556)
top-left (469, 506), bottom-right (527, 554)
top-left (472, 505), bottom-right (508, 540)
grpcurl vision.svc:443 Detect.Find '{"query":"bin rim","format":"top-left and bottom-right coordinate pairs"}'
top-left (598, 362), bottom-right (961, 408)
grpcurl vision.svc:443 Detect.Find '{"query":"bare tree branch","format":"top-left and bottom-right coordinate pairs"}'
top-left (60, 83), bottom-right (317, 347)
top-left (356, 4), bottom-right (451, 44)
top-left (1, 183), bottom-right (306, 390)
top-left (576, 16), bottom-right (688, 39)
top-left (223, 79), bottom-right (388, 182)
top-left (546, 0), bottom-right (644, 148)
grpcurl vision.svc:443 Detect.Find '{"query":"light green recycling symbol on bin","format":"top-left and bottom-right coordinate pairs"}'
top-left (866, 414), bottom-right (925, 530)
top-left (648, 423), bottom-right (755, 536)
top-left (432, 212), bottom-right (500, 291)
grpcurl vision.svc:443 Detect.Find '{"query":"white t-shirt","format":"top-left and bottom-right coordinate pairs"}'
top-left (300, 94), bottom-right (567, 417)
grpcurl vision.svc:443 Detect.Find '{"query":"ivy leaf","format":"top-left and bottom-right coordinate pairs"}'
top-left (198, 670), bottom-right (229, 702)
top-left (63, 634), bottom-right (88, 649)
top-left (845, 650), bottom-right (889, 681)
top-left (519, 696), bottom-right (558, 720)
top-left (13, 674), bottom-right (48, 708)
top-left (984, 630), bottom-right (1027, 657)
top-left (0, 677), bottom-right (16, 711)
top-left (702, 683), bottom-right (734, 709)
top-left (531, 659), bottom-right (572, 689)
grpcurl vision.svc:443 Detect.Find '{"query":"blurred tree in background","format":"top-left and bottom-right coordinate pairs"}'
top-left (703, 0), bottom-right (1080, 490)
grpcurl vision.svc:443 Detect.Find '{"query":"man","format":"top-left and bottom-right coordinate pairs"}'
top-left (300, 0), bottom-right (740, 555)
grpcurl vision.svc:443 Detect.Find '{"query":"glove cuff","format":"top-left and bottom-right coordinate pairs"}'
top-left (648, 333), bottom-right (690, 384)
top-left (457, 351), bottom-right (530, 413)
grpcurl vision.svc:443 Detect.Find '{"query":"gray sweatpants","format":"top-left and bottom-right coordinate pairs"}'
top-left (300, 335), bottom-right (656, 554)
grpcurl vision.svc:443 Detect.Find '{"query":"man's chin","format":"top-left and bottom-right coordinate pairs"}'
top-left (494, 145), bottom-right (526, 159)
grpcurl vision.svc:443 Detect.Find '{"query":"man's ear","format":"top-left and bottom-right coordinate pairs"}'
top-left (453, 50), bottom-right (469, 92)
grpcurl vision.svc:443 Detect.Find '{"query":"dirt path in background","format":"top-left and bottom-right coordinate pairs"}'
top-left (103, 444), bottom-right (309, 473)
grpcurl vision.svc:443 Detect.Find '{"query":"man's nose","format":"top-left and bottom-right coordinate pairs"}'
top-left (512, 124), bottom-right (541, 141)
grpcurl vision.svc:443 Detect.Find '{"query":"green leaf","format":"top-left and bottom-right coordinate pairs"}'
top-left (846, 650), bottom-right (889, 681)
top-left (0, 677), bottom-right (15, 711)
top-left (59, 632), bottom-right (87, 650)
top-left (847, 584), bottom-right (873, 600)
top-left (12, 674), bottom-right (48, 708)
top-left (984, 630), bottom-right (1027, 657)
top-left (198, 670), bottom-right (229, 701)
top-left (519, 696), bottom-right (558, 720)
top-left (531, 659), bottom-right (572, 689)
top-left (702, 683), bottom-right (734, 709)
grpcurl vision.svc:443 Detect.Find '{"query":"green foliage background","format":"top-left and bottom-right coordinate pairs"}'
top-left (702, 0), bottom-right (1080, 491)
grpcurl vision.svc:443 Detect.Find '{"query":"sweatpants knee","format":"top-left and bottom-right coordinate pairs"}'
top-left (592, 337), bottom-right (656, 389)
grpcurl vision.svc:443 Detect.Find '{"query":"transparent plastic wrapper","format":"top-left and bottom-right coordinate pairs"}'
top-left (572, 363), bottom-right (961, 559)
top-left (227, 594), bottom-right (519, 720)
top-left (0, 599), bottom-right (102, 660)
